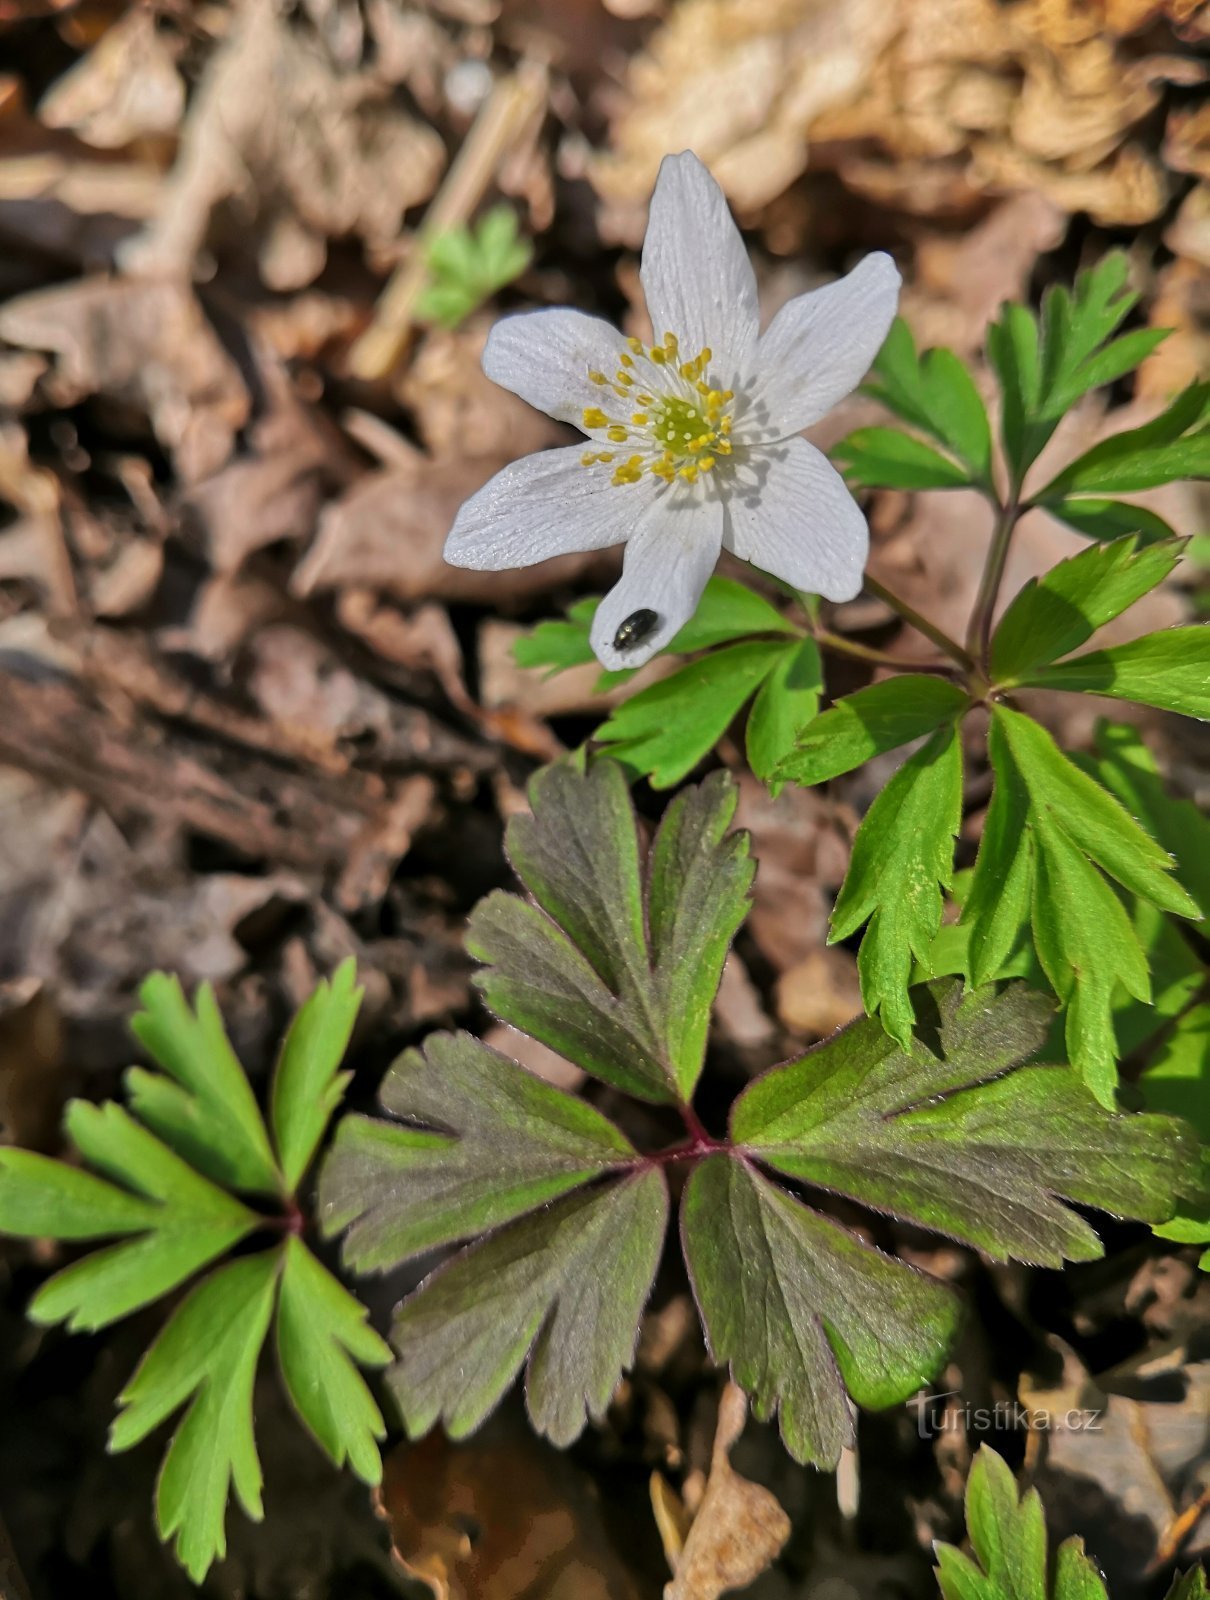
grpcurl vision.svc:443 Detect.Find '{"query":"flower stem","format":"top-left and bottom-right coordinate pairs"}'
top-left (862, 574), bottom-right (976, 671)
top-left (966, 498), bottom-right (1021, 664)
top-left (814, 627), bottom-right (962, 678)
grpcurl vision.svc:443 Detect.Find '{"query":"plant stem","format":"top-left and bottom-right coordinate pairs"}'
top-left (966, 498), bottom-right (1021, 664)
top-left (813, 627), bottom-right (962, 678)
top-left (863, 574), bottom-right (976, 671)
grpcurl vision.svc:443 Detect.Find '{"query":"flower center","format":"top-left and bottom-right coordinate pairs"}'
top-left (578, 332), bottom-right (734, 488)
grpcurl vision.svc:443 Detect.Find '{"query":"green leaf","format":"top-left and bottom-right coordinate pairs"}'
top-left (746, 638), bottom-right (824, 784)
top-left (731, 979), bottom-right (1198, 1264)
top-left (935, 1446), bottom-right (1109, 1600)
top-left (989, 535), bottom-right (1185, 681)
top-left (595, 640), bottom-right (788, 788)
top-left (318, 1030), bottom-right (636, 1271)
top-left (1022, 625), bottom-right (1210, 719)
top-left (20, 1102), bottom-right (258, 1331)
top-left (830, 723), bottom-right (963, 1046)
top-left (863, 319), bottom-right (993, 481)
top-left (833, 426), bottom-right (975, 490)
top-left (1042, 496), bottom-right (1181, 547)
top-left (667, 575), bottom-right (798, 652)
top-left (389, 1169), bottom-right (667, 1448)
top-left (467, 762), bottom-right (752, 1104)
top-left (512, 578), bottom-right (796, 681)
top-left (961, 706), bottom-right (1198, 1100)
top-left (1039, 381), bottom-right (1210, 497)
top-left (512, 597), bottom-right (599, 676)
top-left (418, 207), bottom-right (531, 330)
top-left (989, 255), bottom-right (1171, 484)
top-left (0, 1149), bottom-right (160, 1240)
top-left (987, 302), bottom-right (1043, 481)
top-left (128, 973), bottom-right (280, 1195)
top-left (275, 1236), bottom-right (390, 1484)
top-left (1139, 1002), bottom-right (1210, 1268)
top-left (1085, 720), bottom-right (1210, 918)
top-left (270, 958), bottom-right (362, 1196)
top-left (775, 675), bottom-right (969, 787)
top-left (1164, 1570), bottom-right (1210, 1600)
top-left (681, 1154), bottom-right (959, 1468)
top-left (110, 1252), bottom-right (279, 1584)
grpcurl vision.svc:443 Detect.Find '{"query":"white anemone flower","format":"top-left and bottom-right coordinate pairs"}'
top-left (444, 150), bottom-right (901, 669)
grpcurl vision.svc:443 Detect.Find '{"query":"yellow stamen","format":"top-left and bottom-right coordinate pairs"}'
top-left (582, 407), bottom-right (609, 429)
top-left (699, 456), bottom-right (716, 472)
top-left (631, 412), bottom-right (649, 424)
top-left (588, 371), bottom-right (607, 385)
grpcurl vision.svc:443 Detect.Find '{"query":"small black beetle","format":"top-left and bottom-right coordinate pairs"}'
top-left (612, 609), bottom-right (660, 651)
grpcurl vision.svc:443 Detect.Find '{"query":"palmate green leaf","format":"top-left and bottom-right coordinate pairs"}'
top-left (128, 973), bottom-right (280, 1195)
top-left (1140, 1003), bottom-right (1210, 1270)
top-left (1022, 625), bottom-right (1210, 719)
top-left (935, 1447), bottom-right (1108, 1600)
top-left (1039, 381), bottom-right (1210, 497)
top-left (270, 957), bottom-right (362, 1195)
top-left (862, 317), bottom-right (993, 482)
top-left (775, 675), bottom-right (969, 786)
top-left (418, 207), bottom-right (531, 330)
top-left (989, 535), bottom-right (1185, 682)
top-left (1164, 1571), bottom-right (1210, 1600)
top-left (389, 1168), bottom-right (667, 1448)
top-left (512, 576), bottom-right (796, 679)
top-left (731, 979), bottom-right (1198, 1264)
top-left (11, 1103), bottom-right (258, 1331)
top-left (318, 1030), bottom-right (636, 1271)
top-left (989, 254), bottom-right (1170, 482)
top-left (833, 427), bottom-right (975, 490)
top-left (1041, 496), bottom-right (1181, 547)
top-left (746, 637), bottom-right (823, 783)
top-left (961, 706), bottom-right (1198, 1101)
top-left (681, 1153), bottom-right (958, 1468)
top-left (595, 639), bottom-right (789, 788)
top-left (468, 761), bottom-right (752, 1104)
top-left (1085, 720), bottom-right (1210, 917)
top-left (830, 723), bottom-right (963, 1047)
top-left (110, 1253), bottom-right (278, 1584)
top-left (275, 1237), bottom-right (391, 1484)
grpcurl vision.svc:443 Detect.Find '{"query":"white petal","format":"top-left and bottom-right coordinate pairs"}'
top-left (640, 152), bottom-right (760, 381)
top-left (481, 308), bottom-right (627, 426)
top-left (444, 447), bottom-right (654, 570)
top-left (744, 253), bottom-right (901, 440)
top-left (723, 437), bottom-right (868, 602)
top-left (589, 492), bottom-right (723, 669)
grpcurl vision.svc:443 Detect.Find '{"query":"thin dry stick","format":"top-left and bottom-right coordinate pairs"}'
top-left (348, 61), bottom-right (548, 381)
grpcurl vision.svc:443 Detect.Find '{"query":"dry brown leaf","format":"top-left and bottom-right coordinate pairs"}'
top-left (378, 1430), bottom-right (642, 1600)
top-left (662, 1383), bottom-right (791, 1600)
top-left (0, 979), bottom-right (64, 1151)
top-left (775, 946), bottom-right (863, 1038)
top-left (712, 953), bottom-right (776, 1050)
top-left (181, 388), bottom-right (355, 573)
top-left (594, 0), bottom-right (898, 229)
top-left (807, 0), bottom-right (1190, 224)
top-left (293, 453), bottom-right (609, 606)
top-left (400, 318), bottom-right (569, 462)
top-left (37, 8), bottom-right (185, 149)
top-left (1139, 257), bottom-right (1210, 396)
top-left (0, 278), bottom-right (248, 483)
top-left (734, 774), bottom-right (851, 974)
top-left (116, 0), bottom-right (445, 289)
